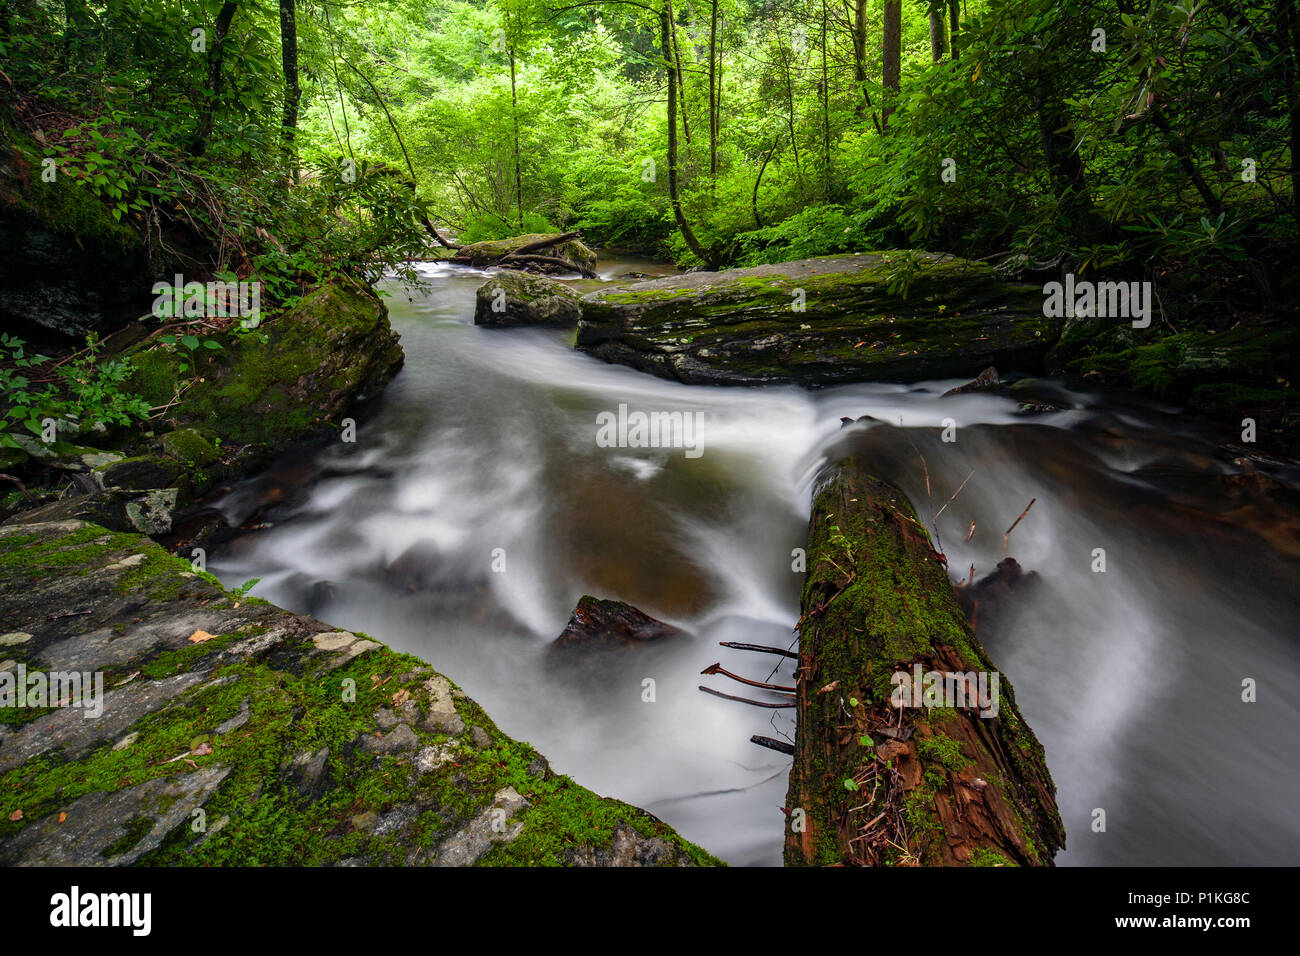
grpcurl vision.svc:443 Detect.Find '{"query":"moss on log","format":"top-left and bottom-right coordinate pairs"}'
top-left (784, 459), bottom-right (1065, 866)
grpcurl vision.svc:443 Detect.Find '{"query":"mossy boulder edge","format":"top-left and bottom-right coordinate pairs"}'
top-left (0, 520), bottom-right (721, 867)
top-left (576, 252), bottom-right (1061, 386)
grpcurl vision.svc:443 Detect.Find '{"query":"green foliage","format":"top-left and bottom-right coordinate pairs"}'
top-left (0, 334), bottom-right (151, 447)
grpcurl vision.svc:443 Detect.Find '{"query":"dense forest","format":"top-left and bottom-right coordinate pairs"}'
top-left (1, 1), bottom-right (1295, 288)
top-left (0, 0), bottom-right (1298, 877)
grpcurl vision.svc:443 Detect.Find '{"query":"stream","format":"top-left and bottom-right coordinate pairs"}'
top-left (208, 259), bottom-right (1300, 866)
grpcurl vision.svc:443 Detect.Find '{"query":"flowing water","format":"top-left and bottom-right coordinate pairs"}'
top-left (208, 260), bottom-right (1300, 866)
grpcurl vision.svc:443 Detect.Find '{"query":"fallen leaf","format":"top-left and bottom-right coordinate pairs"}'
top-left (183, 758), bottom-right (198, 769)
top-left (58, 812), bottom-right (67, 824)
top-left (188, 629), bottom-right (217, 644)
top-left (392, 688), bottom-right (410, 707)
top-left (190, 742), bottom-right (213, 757)
top-left (8, 809), bottom-right (21, 821)
top-left (818, 680), bottom-right (840, 695)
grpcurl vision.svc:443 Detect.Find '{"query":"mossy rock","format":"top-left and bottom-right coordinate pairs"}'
top-left (126, 277), bottom-right (404, 451)
top-left (0, 446), bottom-right (30, 472)
top-left (576, 252), bottom-right (1058, 386)
top-left (0, 520), bottom-right (722, 867)
top-left (474, 270), bottom-right (582, 328)
top-left (94, 455), bottom-right (185, 491)
top-left (160, 428), bottom-right (219, 467)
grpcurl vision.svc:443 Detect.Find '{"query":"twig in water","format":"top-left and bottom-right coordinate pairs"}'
top-left (1002, 498), bottom-right (1036, 556)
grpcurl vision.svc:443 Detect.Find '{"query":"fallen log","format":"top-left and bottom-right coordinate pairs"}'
top-left (498, 253), bottom-right (597, 278)
top-left (784, 458), bottom-right (1065, 867)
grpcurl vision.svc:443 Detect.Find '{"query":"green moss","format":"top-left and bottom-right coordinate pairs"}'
top-left (102, 816), bottom-right (155, 859)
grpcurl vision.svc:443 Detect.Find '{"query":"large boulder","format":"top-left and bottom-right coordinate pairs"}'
top-left (125, 276), bottom-right (403, 451)
top-left (474, 270), bottom-right (582, 328)
top-left (576, 252), bottom-right (1061, 386)
top-left (0, 520), bottom-right (720, 867)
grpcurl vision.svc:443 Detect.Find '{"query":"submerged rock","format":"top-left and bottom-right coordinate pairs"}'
top-left (474, 270), bottom-right (582, 328)
top-left (943, 366), bottom-right (1001, 396)
top-left (577, 252), bottom-right (1059, 386)
top-left (550, 595), bottom-right (684, 654)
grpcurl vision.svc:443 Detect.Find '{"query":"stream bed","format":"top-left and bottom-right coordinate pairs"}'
top-left (208, 260), bottom-right (1300, 866)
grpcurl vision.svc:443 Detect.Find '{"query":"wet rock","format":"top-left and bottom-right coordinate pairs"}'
top-left (550, 595), bottom-right (684, 653)
top-left (453, 232), bottom-right (597, 275)
top-left (429, 787), bottom-right (528, 866)
top-left (284, 746), bottom-right (330, 799)
top-left (943, 366), bottom-right (1001, 396)
top-left (577, 253), bottom-right (1057, 386)
top-left (95, 455), bottom-right (185, 491)
top-left (420, 675), bottom-right (465, 736)
top-left (359, 722), bottom-right (418, 755)
top-left (565, 823), bottom-right (689, 867)
top-left (469, 725), bottom-right (493, 750)
top-left (474, 270), bottom-right (582, 328)
top-left (956, 557), bottom-right (1042, 633)
top-left (216, 697), bottom-right (251, 734)
top-left (1, 764), bottom-right (229, 866)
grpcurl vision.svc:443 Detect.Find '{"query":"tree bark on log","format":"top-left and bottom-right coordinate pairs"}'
top-left (784, 459), bottom-right (1065, 866)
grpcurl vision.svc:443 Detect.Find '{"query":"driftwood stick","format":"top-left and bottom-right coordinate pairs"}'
top-left (1001, 497), bottom-right (1036, 555)
top-left (751, 735), bottom-right (795, 755)
top-left (698, 686), bottom-right (795, 708)
top-left (700, 662), bottom-right (795, 693)
top-left (719, 640), bottom-right (799, 660)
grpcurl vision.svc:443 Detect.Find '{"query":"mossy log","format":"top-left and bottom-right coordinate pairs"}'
top-left (784, 459), bottom-right (1065, 866)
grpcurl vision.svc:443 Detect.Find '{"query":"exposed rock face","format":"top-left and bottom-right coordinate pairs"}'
top-left (474, 270), bottom-right (582, 328)
top-left (577, 253), bottom-right (1060, 386)
top-left (550, 595), bottom-right (684, 654)
top-left (0, 520), bottom-right (720, 867)
top-left (0, 123), bottom-right (157, 341)
top-left (785, 460), bottom-right (1065, 867)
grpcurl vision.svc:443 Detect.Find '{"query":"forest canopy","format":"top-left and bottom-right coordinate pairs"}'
top-left (0, 0), bottom-right (1296, 317)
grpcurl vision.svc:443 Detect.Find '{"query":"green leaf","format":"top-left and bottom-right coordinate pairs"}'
top-left (180, 335), bottom-right (200, 351)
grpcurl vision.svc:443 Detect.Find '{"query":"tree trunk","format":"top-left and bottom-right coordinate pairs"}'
top-left (1035, 72), bottom-right (1098, 233)
top-left (279, 0), bottom-right (302, 178)
top-left (510, 46), bottom-right (524, 230)
top-left (784, 460), bottom-right (1065, 867)
top-left (929, 1), bottom-right (947, 62)
top-left (882, 0), bottom-right (901, 131)
top-left (709, 0), bottom-right (718, 176)
top-left (670, 16), bottom-right (691, 144)
top-left (820, 0), bottom-right (830, 199)
top-left (949, 0), bottom-right (960, 59)
top-left (663, 0), bottom-right (713, 267)
top-left (190, 2), bottom-right (239, 157)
